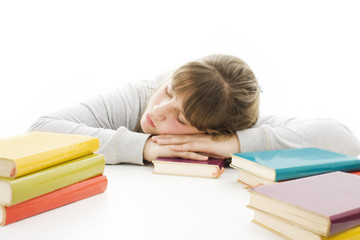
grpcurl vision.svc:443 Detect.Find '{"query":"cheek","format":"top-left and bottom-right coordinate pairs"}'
top-left (161, 120), bottom-right (181, 133)
top-left (162, 121), bottom-right (200, 135)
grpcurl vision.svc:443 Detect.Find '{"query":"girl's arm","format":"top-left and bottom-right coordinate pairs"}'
top-left (28, 80), bottom-right (154, 165)
top-left (238, 115), bottom-right (360, 157)
top-left (153, 115), bottom-right (360, 158)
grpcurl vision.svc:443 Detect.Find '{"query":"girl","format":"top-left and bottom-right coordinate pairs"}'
top-left (28, 54), bottom-right (360, 165)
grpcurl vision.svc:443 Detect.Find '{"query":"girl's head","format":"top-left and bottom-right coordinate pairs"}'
top-left (140, 54), bottom-right (260, 135)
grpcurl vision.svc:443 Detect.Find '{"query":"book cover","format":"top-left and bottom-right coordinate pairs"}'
top-left (0, 131), bottom-right (99, 178)
top-left (248, 171), bottom-right (360, 236)
top-left (233, 165), bottom-right (360, 188)
top-left (252, 209), bottom-right (360, 240)
top-left (1, 175), bottom-right (108, 226)
top-left (153, 158), bottom-right (225, 178)
top-left (0, 153), bottom-right (105, 206)
top-left (231, 148), bottom-right (360, 182)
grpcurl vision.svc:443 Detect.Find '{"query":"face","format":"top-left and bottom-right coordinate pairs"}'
top-left (140, 80), bottom-right (203, 135)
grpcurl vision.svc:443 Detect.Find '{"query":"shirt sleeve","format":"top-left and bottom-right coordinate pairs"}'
top-left (27, 79), bottom-right (157, 165)
top-left (237, 115), bottom-right (360, 157)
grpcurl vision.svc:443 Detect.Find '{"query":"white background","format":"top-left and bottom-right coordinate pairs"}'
top-left (1, 0), bottom-right (359, 138)
top-left (0, 1), bottom-right (359, 239)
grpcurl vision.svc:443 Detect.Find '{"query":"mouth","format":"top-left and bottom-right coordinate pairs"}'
top-left (146, 113), bottom-right (156, 128)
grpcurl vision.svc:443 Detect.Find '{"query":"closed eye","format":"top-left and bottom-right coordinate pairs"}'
top-left (176, 110), bottom-right (187, 125)
top-left (165, 84), bottom-right (172, 97)
top-left (177, 115), bottom-right (186, 125)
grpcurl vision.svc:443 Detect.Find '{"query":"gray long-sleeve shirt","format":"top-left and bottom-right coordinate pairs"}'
top-left (27, 78), bottom-right (360, 164)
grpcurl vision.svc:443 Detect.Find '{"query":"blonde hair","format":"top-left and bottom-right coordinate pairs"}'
top-left (172, 54), bottom-right (260, 135)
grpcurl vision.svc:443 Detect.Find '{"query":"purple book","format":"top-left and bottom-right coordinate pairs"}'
top-left (248, 171), bottom-right (360, 236)
top-left (152, 158), bottom-right (225, 178)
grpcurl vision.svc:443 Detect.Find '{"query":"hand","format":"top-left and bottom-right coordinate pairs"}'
top-left (143, 137), bottom-right (209, 162)
top-left (151, 133), bottom-right (241, 160)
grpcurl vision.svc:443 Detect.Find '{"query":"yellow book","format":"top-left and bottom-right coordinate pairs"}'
top-left (0, 131), bottom-right (99, 178)
top-left (252, 209), bottom-right (360, 240)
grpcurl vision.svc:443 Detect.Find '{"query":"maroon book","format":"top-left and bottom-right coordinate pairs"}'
top-left (248, 171), bottom-right (360, 236)
top-left (152, 158), bottom-right (225, 178)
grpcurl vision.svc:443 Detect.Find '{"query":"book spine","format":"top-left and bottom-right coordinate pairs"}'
top-left (7, 154), bottom-right (105, 206)
top-left (15, 138), bottom-right (99, 178)
top-left (2, 175), bottom-right (108, 225)
top-left (330, 208), bottom-right (360, 235)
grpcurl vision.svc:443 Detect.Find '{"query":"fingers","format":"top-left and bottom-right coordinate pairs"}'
top-left (170, 144), bottom-right (225, 159)
top-left (171, 151), bottom-right (208, 161)
top-left (152, 134), bottom-right (208, 145)
top-left (170, 142), bottom-right (206, 153)
top-left (152, 136), bottom-right (185, 145)
top-left (151, 134), bottom-right (232, 160)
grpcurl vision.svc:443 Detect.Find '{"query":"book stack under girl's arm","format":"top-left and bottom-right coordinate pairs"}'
top-left (0, 131), bottom-right (108, 226)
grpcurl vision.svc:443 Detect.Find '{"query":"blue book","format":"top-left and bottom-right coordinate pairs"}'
top-left (230, 148), bottom-right (360, 182)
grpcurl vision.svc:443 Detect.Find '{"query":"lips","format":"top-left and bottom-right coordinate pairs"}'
top-left (146, 113), bottom-right (156, 128)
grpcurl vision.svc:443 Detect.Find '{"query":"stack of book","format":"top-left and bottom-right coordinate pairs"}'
top-left (230, 148), bottom-right (360, 187)
top-left (0, 131), bottom-right (108, 226)
top-left (247, 171), bottom-right (360, 240)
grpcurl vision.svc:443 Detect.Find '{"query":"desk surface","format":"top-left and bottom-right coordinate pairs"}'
top-left (0, 164), bottom-right (283, 240)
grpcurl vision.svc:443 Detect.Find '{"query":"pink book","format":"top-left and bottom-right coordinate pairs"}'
top-left (248, 171), bottom-right (360, 236)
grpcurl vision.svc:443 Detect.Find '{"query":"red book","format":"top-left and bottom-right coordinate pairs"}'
top-left (248, 171), bottom-right (360, 236)
top-left (1, 175), bottom-right (108, 226)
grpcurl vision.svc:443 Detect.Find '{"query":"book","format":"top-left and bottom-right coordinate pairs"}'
top-left (232, 166), bottom-right (275, 187)
top-left (1, 175), bottom-right (108, 226)
top-left (0, 131), bottom-right (99, 178)
top-left (234, 166), bottom-right (360, 188)
top-left (152, 158), bottom-right (225, 178)
top-left (252, 209), bottom-right (360, 240)
top-left (231, 148), bottom-right (360, 182)
top-left (0, 153), bottom-right (105, 206)
top-left (248, 171), bottom-right (360, 237)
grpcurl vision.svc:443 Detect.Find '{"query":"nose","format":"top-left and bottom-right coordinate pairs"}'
top-left (153, 101), bottom-right (172, 121)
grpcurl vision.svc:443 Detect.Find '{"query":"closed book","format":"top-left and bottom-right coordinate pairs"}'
top-left (0, 153), bottom-right (105, 206)
top-left (252, 209), bottom-right (360, 240)
top-left (1, 175), bottom-right (108, 226)
top-left (231, 166), bottom-right (275, 187)
top-left (0, 131), bottom-right (99, 178)
top-left (233, 165), bottom-right (360, 188)
top-left (231, 148), bottom-right (360, 182)
top-left (153, 158), bottom-right (225, 178)
top-left (248, 172), bottom-right (360, 236)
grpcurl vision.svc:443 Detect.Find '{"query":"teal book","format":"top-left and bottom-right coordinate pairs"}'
top-left (230, 148), bottom-right (360, 182)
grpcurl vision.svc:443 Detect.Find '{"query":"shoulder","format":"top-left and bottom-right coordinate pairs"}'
top-left (252, 114), bottom-right (297, 127)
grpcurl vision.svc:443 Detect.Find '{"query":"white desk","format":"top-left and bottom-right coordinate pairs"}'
top-left (0, 165), bottom-right (283, 240)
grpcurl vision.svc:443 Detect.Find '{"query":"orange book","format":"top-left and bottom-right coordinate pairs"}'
top-left (0, 175), bottom-right (108, 226)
